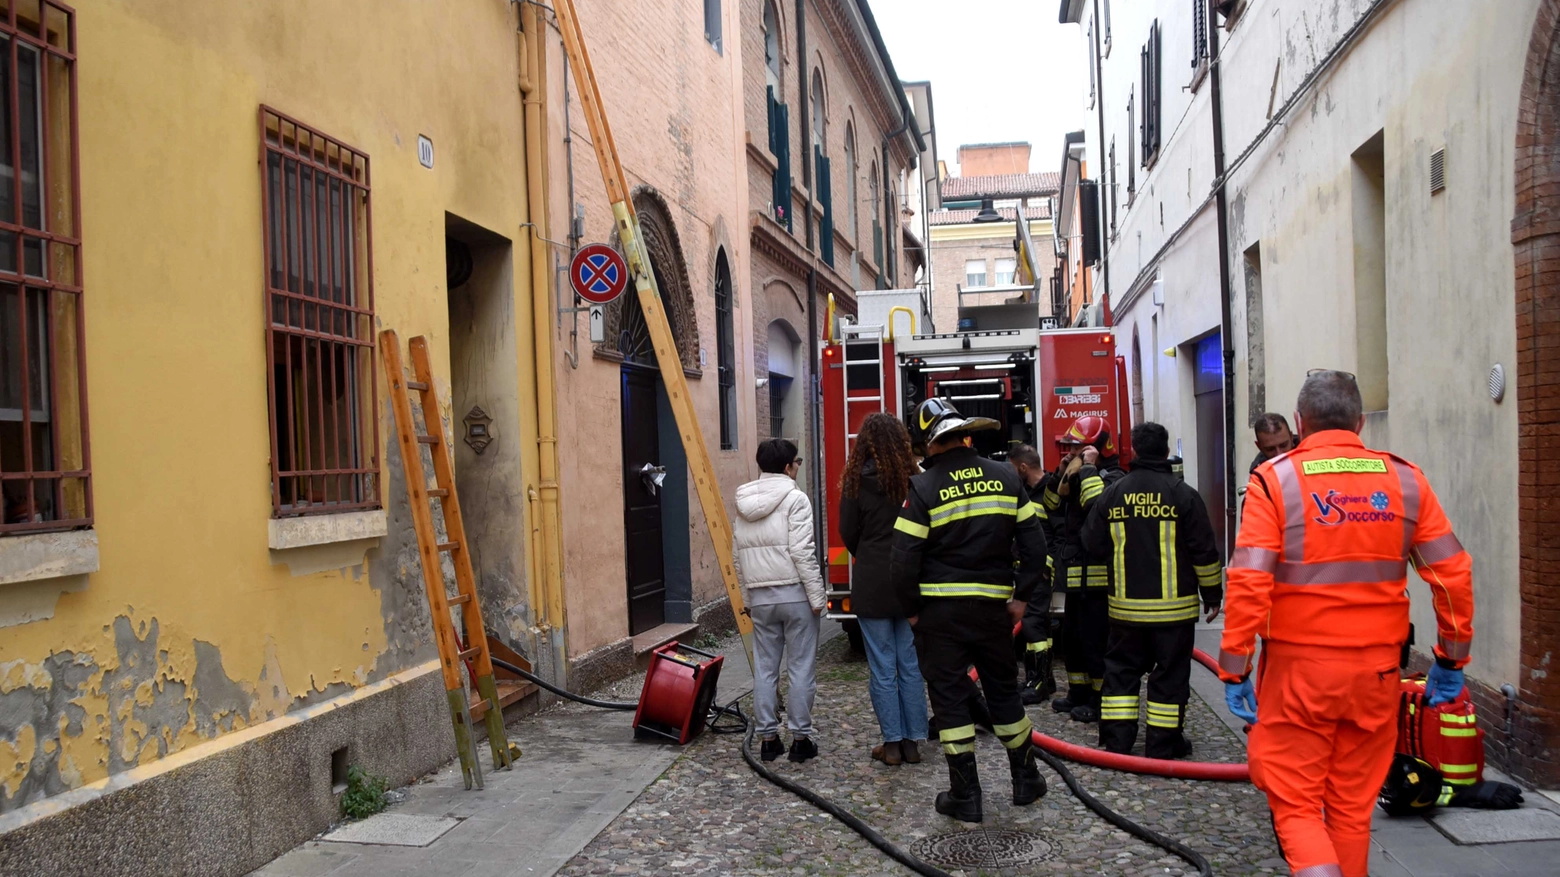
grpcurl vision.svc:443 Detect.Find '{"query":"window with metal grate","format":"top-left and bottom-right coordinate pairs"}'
top-left (1431, 147), bottom-right (1446, 195)
top-left (260, 108), bottom-right (380, 517)
top-left (0, 2), bottom-right (89, 535)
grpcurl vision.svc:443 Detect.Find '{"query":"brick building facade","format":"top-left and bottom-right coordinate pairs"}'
top-left (740, 0), bottom-right (923, 510)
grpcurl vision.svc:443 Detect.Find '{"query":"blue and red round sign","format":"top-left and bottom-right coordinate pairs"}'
top-left (571, 243), bottom-right (629, 305)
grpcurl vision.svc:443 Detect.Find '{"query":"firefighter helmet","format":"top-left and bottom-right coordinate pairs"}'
top-left (1057, 415), bottom-right (1117, 457)
top-left (908, 398), bottom-right (999, 455)
top-left (1379, 753), bottom-right (1443, 817)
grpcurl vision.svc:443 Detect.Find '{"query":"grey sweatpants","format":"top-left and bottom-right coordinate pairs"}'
top-left (751, 601), bottom-right (820, 738)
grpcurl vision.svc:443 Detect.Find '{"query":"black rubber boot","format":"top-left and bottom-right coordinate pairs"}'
top-left (1020, 651), bottom-right (1058, 705)
top-left (934, 752), bottom-right (984, 823)
top-left (1069, 703), bottom-right (1099, 723)
top-left (1007, 740), bottom-right (1046, 806)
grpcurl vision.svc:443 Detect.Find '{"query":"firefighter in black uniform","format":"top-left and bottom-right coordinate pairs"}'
top-left (893, 399), bottom-right (1050, 823)
top-left (1080, 421), bottom-right (1223, 758)
top-left (1009, 444), bottom-right (1058, 704)
top-left (1047, 415), bottom-right (1126, 722)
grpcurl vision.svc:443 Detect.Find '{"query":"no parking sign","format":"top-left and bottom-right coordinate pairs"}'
top-left (571, 243), bottom-right (629, 305)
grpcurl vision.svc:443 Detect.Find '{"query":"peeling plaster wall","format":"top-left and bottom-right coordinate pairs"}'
top-left (1, 0), bottom-right (539, 815)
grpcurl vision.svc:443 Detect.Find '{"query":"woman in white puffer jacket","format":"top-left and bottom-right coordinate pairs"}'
top-left (732, 438), bottom-right (826, 763)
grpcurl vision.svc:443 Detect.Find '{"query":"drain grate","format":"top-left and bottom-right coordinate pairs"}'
top-left (910, 828), bottom-right (1055, 869)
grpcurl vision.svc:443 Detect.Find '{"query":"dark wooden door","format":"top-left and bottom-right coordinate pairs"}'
top-left (621, 366), bottom-right (666, 635)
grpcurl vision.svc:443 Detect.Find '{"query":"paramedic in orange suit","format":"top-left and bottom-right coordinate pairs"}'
top-left (1217, 370), bottom-right (1474, 877)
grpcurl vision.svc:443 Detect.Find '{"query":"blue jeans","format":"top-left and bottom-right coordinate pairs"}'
top-left (857, 617), bottom-right (929, 743)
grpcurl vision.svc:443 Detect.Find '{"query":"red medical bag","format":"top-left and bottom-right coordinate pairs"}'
top-left (1395, 677), bottom-right (1484, 792)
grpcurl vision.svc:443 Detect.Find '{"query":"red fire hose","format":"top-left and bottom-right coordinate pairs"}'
top-left (988, 639), bottom-right (1251, 782)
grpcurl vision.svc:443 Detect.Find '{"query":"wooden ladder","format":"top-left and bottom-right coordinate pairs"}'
top-left (379, 329), bottom-right (517, 790)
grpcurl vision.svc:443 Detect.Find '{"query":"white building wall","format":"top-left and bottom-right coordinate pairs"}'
top-left (1070, 0), bottom-right (1535, 688)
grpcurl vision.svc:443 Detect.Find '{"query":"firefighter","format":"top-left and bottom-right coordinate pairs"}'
top-left (892, 398), bottom-right (1050, 823)
top-left (1046, 415), bottom-right (1125, 722)
top-left (1218, 370), bottom-right (1474, 877)
top-left (1080, 422), bottom-right (1223, 759)
top-left (1009, 444), bottom-right (1058, 704)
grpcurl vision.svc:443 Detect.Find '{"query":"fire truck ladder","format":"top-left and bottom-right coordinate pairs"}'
top-left (829, 323), bottom-right (891, 616)
top-left (554, 0), bottom-right (754, 672)
top-left (380, 330), bottom-right (517, 790)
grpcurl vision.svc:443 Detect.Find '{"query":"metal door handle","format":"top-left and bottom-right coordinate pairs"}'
top-left (639, 463), bottom-right (667, 495)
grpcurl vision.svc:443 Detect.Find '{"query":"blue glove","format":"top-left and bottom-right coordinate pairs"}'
top-left (1426, 662), bottom-right (1465, 706)
top-left (1225, 678), bottom-right (1258, 725)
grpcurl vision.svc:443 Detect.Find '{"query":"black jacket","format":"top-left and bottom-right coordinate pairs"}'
top-left (837, 461), bottom-right (911, 618)
top-left (1042, 455), bottom-right (1126, 590)
top-left (890, 446), bottom-right (1049, 615)
top-left (1079, 458), bottom-right (1223, 625)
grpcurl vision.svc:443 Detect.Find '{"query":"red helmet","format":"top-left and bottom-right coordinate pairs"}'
top-left (1057, 415), bottom-right (1116, 457)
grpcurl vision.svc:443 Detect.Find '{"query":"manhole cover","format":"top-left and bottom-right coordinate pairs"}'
top-left (910, 829), bottom-right (1055, 868)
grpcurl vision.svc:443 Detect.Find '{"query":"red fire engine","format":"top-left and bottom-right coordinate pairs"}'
top-left (820, 297), bottom-right (1133, 631)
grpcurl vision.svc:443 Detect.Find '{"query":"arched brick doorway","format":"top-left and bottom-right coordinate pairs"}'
top-left (1511, 0), bottom-right (1560, 787)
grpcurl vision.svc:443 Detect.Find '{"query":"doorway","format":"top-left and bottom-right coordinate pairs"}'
top-left (1193, 333), bottom-right (1227, 558)
top-left (444, 215), bottom-right (528, 644)
top-left (620, 365), bottom-right (666, 635)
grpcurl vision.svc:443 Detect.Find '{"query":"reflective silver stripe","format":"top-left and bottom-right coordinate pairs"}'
top-left (1413, 531), bottom-right (1465, 566)
top-left (1393, 459), bottom-right (1421, 558)
top-left (1230, 546), bottom-right (1279, 574)
top-left (1438, 635), bottom-right (1471, 661)
top-left (1293, 865), bottom-right (1345, 877)
top-left (1217, 649), bottom-right (1251, 676)
top-left (927, 496), bottom-right (1018, 526)
top-left (1273, 457), bottom-right (1305, 562)
top-left (1273, 558), bottom-right (1407, 585)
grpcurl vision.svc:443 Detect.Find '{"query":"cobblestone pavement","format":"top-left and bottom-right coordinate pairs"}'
top-left (557, 634), bottom-right (1285, 877)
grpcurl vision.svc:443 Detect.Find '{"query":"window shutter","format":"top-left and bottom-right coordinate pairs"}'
top-left (1150, 22), bottom-right (1162, 155)
top-left (1193, 0), bottom-right (1207, 67)
top-left (769, 89), bottom-right (792, 232)
top-left (817, 148), bottom-right (834, 267)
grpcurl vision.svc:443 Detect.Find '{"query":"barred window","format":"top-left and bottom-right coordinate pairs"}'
top-left (1, 3), bottom-right (88, 535)
top-left (260, 108), bottom-right (378, 516)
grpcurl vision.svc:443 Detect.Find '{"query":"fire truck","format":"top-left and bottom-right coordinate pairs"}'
top-left (820, 291), bottom-right (1133, 634)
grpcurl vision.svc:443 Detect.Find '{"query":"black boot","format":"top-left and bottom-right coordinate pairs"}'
top-left (1007, 740), bottom-right (1046, 806)
top-left (1020, 650), bottom-right (1057, 705)
top-left (934, 752), bottom-right (984, 823)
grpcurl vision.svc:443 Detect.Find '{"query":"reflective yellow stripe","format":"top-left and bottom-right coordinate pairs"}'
top-left (1439, 763), bottom-right (1478, 774)
top-left (928, 495), bottom-right (1019, 527)
top-left (993, 717), bottom-right (1032, 738)
top-left (1108, 595), bottom-right (1199, 623)
top-left (1067, 672), bottom-right (1089, 685)
top-left (1147, 701), bottom-right (1181, 729)
top-left (1441, 728), bottom-right (1478, 737)
top-left (1100, 709), bottom-right (1138, 720)
top-left (919, 582), bottom-right (1015, 600)
top-left (1439, 713), bottom-right (1475, 725)
top-left (1042, 487), bottom-right (1061, 511)
top-left (1160, 520), bottom-right (1178, 601)
top-left (1079, 476), bottom-right (1104, 502)
top-left (938, 724), bottom-right (976, 742)
top-left (1026, 639), bottom-right (1050, 653)
top-left (1443, 776), bottom-right (1476, 785)
top-left (1194, 561), bottom-right (1222, 589)
top-left (1101, 696), bottom-right (1138, 706)
top-left (1085, 567), bottom-right (1110, 589)
top-left (942, 740), bottom-right (975, 754)
top-left (1017, 501), bottom-right (1037, 522)
top-left (894, 517), bottom-right (929, 538)
top-left (1111, 521), bottom-right (1127, 601)
top-left (1091, 677), bottom-right (1104, 690)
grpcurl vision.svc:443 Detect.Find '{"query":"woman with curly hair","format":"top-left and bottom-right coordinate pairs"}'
top-left (838, 412), bottom-right (929, 766)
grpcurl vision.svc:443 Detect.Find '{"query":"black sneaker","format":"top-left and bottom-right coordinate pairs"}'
top-left (788, 736), bottom-right (819, 763)
top-left (760, 737), bottom-right (784, 762)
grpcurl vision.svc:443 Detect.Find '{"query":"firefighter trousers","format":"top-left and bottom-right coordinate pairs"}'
top-left (1098, 622), bottom-right (1194, 758)
top-left (1061, 588), bottom-right (1108, 704)
top-left (915, 599), bottom-right (1034, 758)
top-left (1248, 642), bottom-right (1401, 877)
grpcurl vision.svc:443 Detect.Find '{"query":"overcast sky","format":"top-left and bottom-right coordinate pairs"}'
top-left (871, 0), bottom-right (1089, 177)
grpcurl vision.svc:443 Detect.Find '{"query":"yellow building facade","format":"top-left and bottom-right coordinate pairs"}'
top-left (0, 0), bottom-right (572, 869)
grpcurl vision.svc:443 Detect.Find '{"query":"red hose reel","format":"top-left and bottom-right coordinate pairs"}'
top-left (633, 642), bottom-right (724, 745)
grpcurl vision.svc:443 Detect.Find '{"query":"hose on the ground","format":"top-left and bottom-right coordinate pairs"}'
top-left (1022, 647), bottom-right (1252, 782)
top-left (1033, 745), bottom-right (1214, 877)
top-left (496, 651), bottom-right (1221, 876)
top-left (489, 657), bottom-right (639, 710)
top-left (733, 705), bottom-right (957, 877)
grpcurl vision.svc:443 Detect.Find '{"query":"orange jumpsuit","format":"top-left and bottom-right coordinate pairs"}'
top-left (1218, 430), bottom-right (1473, 877)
